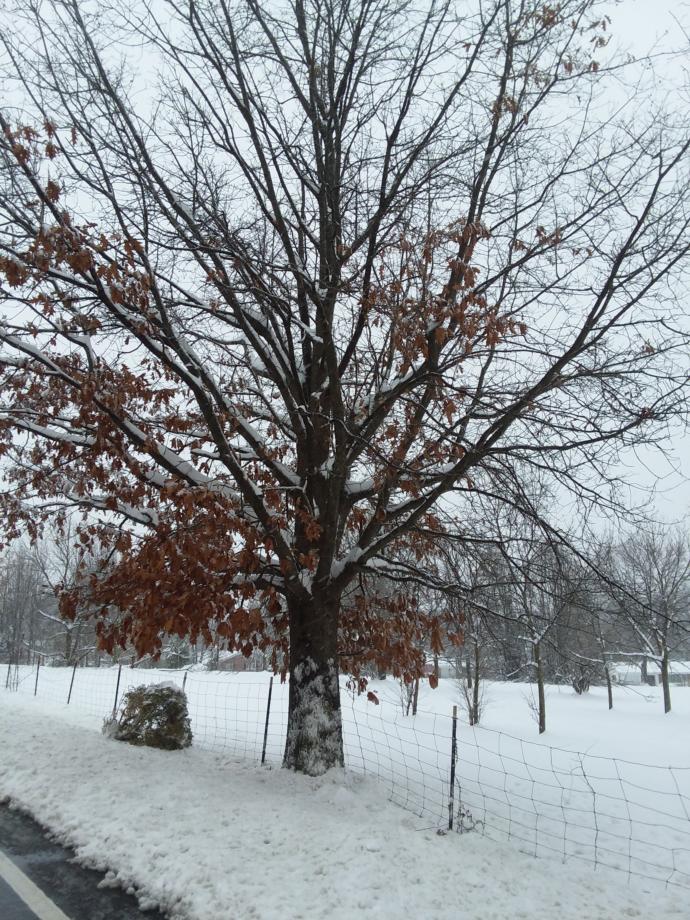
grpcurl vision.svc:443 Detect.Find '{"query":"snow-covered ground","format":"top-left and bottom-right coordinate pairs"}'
top-left (2, 665), bottom-right (689, 913)
top-left (0, 692), bottom-right (687, 920)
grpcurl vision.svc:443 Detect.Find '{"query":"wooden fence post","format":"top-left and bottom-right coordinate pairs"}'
top-left (112, 663), bottom-right (122, 718)
top-left (261, 676), bottom-right (274, 765)
top-left (66, 662), bottom-right (78, 705)
top-left (448, 704), bottom-right (458, 831)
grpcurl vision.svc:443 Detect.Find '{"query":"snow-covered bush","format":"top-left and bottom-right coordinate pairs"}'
top-left (105, 682), bottom-right (192, 750)
top-left (570, 663), bottom-right (595, 695)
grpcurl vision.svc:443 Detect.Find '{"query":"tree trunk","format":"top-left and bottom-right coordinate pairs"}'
top-left (283, 594), bottom-right (344, 775)
top-left (534, 641), bottom-right (546, 734)
top-left (412, 676), bottom-right (420, 716)
top-left (471, 639), bottom-right (480, 725)
top-left (605, 663), bottom-right (613, 710)
top-left (661, 649), bottom-right (672, 714)
top-left (465, 655), bottom-right (472, 690)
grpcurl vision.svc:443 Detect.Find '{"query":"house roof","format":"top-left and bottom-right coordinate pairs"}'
top-left (612, 660), bottom-right (690, 677)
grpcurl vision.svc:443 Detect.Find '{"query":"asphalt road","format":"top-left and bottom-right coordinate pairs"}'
top-left (0, 805), bottom-right (166, 920)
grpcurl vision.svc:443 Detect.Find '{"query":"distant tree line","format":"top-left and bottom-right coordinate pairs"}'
top-left (2, 514), bottom-right (688, 736)
top-left (433, 518), bottom-right (690, 730)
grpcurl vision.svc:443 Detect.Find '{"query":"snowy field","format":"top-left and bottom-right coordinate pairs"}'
top-left (2, 664), bottom-right (690, 910)
top-left (0, 692), bottom-right (687, 920)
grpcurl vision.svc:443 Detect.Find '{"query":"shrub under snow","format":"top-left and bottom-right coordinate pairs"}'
top-left (104, 682), bottom-right (192, 750)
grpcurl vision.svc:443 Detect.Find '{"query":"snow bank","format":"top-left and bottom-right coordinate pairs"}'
top-left (0, 695), bottom-right (685, 920)
top-left (5, 667), bottom-right (690, 886)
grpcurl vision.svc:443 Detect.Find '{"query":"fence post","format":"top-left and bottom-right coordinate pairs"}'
top-left (34, 657), bottom-right (41, 697)
top-left (182, 671), bottom-right (188, 693)
top-left (4, 661), bottom-right (11, 690)
top-left (66, 662), bottom-right (78, 705)
top-left (448, 704), bottom-right (458, 831)
top-left (112, 663), bottom-right (122, 718)
top-left (261, 676), bottom-right (274, 765)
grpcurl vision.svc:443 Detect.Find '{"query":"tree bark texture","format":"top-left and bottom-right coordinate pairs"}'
top-left (661, 649), bottom-right (672, 714)
top-left (605, 664), bottom-right (613, 711)
top-left (471, 639), bottom-right (481, 726)
top-left (283, 595), bottom-right (344, 774)
top-left (534, 641), bottom-right (546, 734)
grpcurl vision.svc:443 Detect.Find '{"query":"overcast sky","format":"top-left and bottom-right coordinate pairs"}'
top-left (531, 0), bottom-right (690, 531)
top-left (599, 0), bottom-right (690, 525)
top-left (1, 0), bottom-right (687, 527)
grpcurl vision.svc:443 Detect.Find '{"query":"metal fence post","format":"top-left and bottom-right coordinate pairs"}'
top-left (261, 676), bottom-right (274, 765)
top-left (34, 657), bottom-right (41, 696)
top-left (448, 704), bottom-right (458, 831)
top-left (66, 662), bottom-right (78, 705)
top-left (112, 663), bottom-right (122, 718)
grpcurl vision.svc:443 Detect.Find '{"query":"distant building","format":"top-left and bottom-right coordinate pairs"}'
top-left (212, 649), bottom-right (267, 672)
top-left (611, 659), bottom-right (690, 688)
top-left (423, 657), bottom-right (456, 679)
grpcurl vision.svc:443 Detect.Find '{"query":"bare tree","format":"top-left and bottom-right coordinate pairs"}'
top-left (0, 547), bottom-right (45, 665)
top-left (440, 541), bottom-right (498, 725)
top-left (459, 603), bottom-right (485, 726)
top-left (32, 524), bottom-right (100, 666)
top-left (603, 526), bottom-right (690, 713)
top-left (0, 0), bottom-right (689, 771)
top-left (512, 549), bottom-right (565, 734)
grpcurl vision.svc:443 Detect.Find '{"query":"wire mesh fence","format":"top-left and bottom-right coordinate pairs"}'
top-left (2, 661), bottom-right (689, 890)
top-left (452, 724), bottom-right (690, 889)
